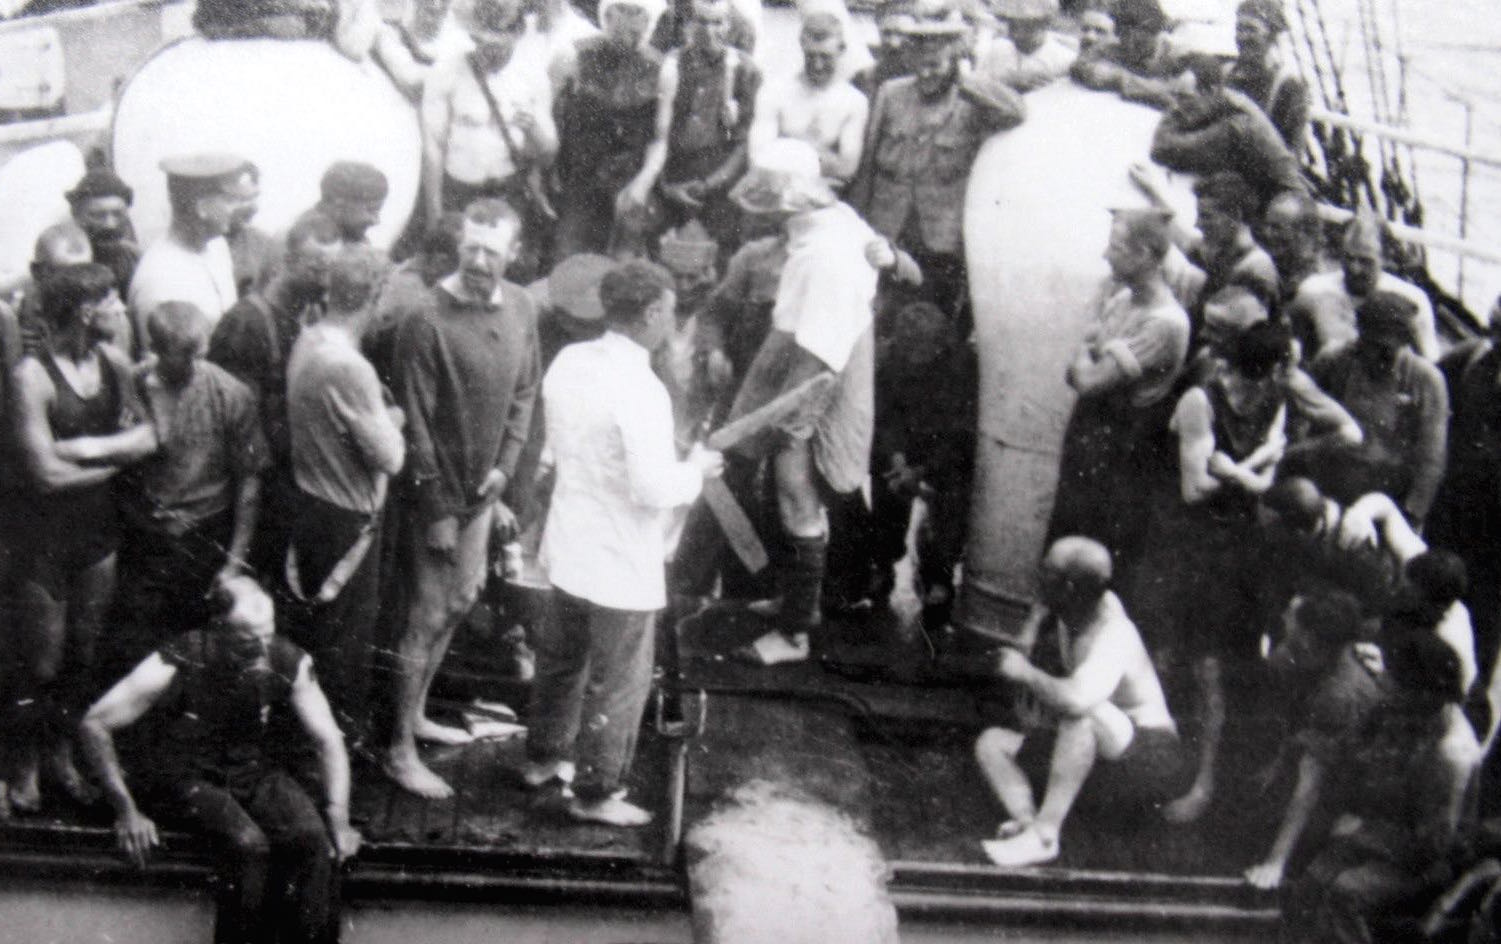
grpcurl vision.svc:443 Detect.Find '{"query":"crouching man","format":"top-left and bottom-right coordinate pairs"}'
top-left (80, 576), bottom-right (361, 944)
top-left (975, 536), bottom-right (1187, 867)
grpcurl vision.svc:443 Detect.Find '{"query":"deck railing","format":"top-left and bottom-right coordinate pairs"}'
top-left (1311, 107), bottom-right (1501, 301)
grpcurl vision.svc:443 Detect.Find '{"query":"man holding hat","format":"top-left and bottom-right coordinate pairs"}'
top-left (721, 140), bottom-right (890, 665)
top-left (129, 153), bottom-right (250, 350)
top-left (976, 0), bottom-right (1075, 93)
top-left (66, 168), bottom-right (140, 300)
top-left (1308, 290), bottom-right (1449, 526)
top-left (1289, 210), bottom-right (1439, 361)
top-left (851, 0), bottom-right (1024, 331)
top-left (1226, 0), bottom-right (1309, 148)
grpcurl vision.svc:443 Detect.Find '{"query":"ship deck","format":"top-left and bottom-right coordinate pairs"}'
top-left (0, 601), bottom-right (1302, 941)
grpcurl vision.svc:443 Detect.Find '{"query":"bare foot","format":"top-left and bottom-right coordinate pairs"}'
top-left (996, 818), bottom-right (1033, 840)
top-left (568, 792), bottom-right (652, 827)
top-left (1163, 786), bottom-right (1212, 824)
top-left (732, 631), bottom-right (810, 666)
top-left (10, 759), bottom-right (40, 814)
top-left (45, 742), bottom-right (100, 805)
top-left (521, 759), bottom-right (575, 789)
top-left (383, 752), bottom-right (455, 799)
top-left (414, 717), bottom-right (474, 746)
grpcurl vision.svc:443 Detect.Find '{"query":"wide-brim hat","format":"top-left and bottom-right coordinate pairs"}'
top-left (993, 0), bottom-right (1056, 21)
top-left (729, 140), bottom-right (837, 216)
top-left (900, 0), bottom-right (968, 36)
top-left (454, 0), bottom-right (525, 42)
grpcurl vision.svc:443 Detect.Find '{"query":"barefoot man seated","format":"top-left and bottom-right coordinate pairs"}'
top-left (976, 536), bottom-right (1188, 868)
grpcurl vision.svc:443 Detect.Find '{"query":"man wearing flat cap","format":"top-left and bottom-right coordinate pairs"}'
top-left (1308, 290), bottom-right (1449, 527)
top-left (850, 0), bottom-right (1024, 334)
top-left (129, 154), bottom-right (249, 356)
top-left (1226, 0), bottom-right (1310, 148)
top-left (67, 169), bottom-right (140, 300)
top-left (295, 160), bottom-right (391, 249)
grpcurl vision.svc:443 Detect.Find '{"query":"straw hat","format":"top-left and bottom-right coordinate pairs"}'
top-left (729, 140), bottom-right (837, 216)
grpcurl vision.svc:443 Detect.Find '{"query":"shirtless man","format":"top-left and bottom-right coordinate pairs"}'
top-left (975, 536), bottom-right (1186, 868)
top-left (748, 11), bottom-right (869, 189)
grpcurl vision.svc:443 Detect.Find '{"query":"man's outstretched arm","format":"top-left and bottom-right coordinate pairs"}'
top-left (1245, 751), bottom-right (1324, 889)
top-left (79, 655), bottom-right (179, 866)
top-left (290, 657), bottom-right (362, 862)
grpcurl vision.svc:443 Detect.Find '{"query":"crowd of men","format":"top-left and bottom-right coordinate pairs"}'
top-left (0, 0), bottom-right (1498, 938)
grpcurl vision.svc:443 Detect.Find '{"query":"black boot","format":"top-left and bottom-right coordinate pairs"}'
top-left (733, 534), bottom-right (825, 666)
top-left (779, 534), bottom-right (827, 639)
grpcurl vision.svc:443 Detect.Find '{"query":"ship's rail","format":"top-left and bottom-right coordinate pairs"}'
top-left (1310, 107), bottom-right (1501, 307)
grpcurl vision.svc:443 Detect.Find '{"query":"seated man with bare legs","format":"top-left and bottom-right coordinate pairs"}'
top-left (975, 536), bottom-right (1186, 868)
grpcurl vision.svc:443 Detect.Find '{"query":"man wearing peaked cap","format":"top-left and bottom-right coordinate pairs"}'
top-left (127, 153), bottom-right (250, 353)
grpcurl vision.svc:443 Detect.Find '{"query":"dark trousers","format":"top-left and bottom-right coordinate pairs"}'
top-left (283, 490), bottom-right (382, 749)
top-left (106, 512), bottom-right (233, 686)
top-left (147, 770), bottom-right (337, 944)
top-left (880, 247), bottom-right (971, 339)
top-left (1279, 837), bottom-right (1434, 944)
top-left (870, 475), bottom-right (970, 598)
top-left (527, 589), bottom-right (655, 802)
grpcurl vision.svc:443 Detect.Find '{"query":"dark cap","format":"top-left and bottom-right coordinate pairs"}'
top-left (66, 168), bottom-right (134, 207)
top-left (1113, 0), bottom-right (1167, 31)
top-left (1355, 290), bottom-right (1418, 345)
top-left (1236, 0), bottom-right (1288, 34)
top-left (320, 161), bottom-right (390, 203)
top-left (159, 152), bottom-right (250, 183)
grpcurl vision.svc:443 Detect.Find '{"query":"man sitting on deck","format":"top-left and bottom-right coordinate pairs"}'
top-left (80, 576), bottom-right (361, 944)
top-left (976, 536), bottom-right (1186, 868)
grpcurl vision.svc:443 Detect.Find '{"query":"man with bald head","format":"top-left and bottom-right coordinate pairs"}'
top-left (1261, 185), bottom-right (1330, 309)
top-left (975, 536), bottom-right (1185, 868)
top-left (1289, 211), bottom-right (1438, 361)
